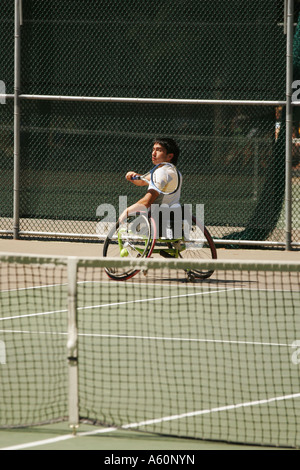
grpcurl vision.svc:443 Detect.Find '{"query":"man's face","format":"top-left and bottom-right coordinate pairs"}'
top-left (152, 143), bottom-right (173, 165)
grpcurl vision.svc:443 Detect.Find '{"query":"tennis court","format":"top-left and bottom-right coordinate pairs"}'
top-left (0, 240), bottom-right (299, 450)
top-left (1, 0), bottom-right (300, 455)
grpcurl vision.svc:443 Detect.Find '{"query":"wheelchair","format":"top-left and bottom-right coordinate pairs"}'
top-left (103, 207), bottom-right (217, 281)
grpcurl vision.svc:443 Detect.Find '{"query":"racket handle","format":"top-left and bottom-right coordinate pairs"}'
top-left (131, 175), bottom-right (141, 181)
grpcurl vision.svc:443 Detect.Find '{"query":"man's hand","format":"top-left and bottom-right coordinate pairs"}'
top-left (119, 208), bottom-right (128, 223)
top-left (125, 171), bottom-right (149, 186)
top-left (125, 171), bottom-right (139, 181)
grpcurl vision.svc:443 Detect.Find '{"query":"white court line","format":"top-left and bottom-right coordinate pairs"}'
top-left (0, 286), bottom-right (294, 348)
top-left (1, 392), bottom-right (300, 450)
top-left (0, 328), bottom-right (292, 348)
top-left (75, 333), bottom-right (293, 348)
top-left (0, 308), bottom-right (68, 322)
top-left (0, 287), bottom-right (241, 322)
top-left (0, 282), bottom-right (67, 293)
top-left (0, 278), bottom-right (235, 293)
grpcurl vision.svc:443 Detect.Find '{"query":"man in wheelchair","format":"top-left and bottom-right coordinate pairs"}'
top-left (119, 137), bottom-right (182, 237)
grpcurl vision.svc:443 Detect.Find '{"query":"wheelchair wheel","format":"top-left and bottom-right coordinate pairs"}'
top-left (103, 213), bottom-right (156, 280)
top-left (175, 215), bottom-right (217, 280)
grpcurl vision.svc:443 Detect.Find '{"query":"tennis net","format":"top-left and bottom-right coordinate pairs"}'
top-left (0, 253), bottom-right (299, 448)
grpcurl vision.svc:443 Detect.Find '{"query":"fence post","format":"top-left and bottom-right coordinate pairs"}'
top-left (13, 0), bottom-right (22, 240)
top-left (285, 0), bottom-right (294, 251)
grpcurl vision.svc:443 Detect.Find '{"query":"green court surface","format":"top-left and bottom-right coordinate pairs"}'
top-left (0, 423), bottom-right (291, 451)
top-left (0, 250), bottom-right (299, 450)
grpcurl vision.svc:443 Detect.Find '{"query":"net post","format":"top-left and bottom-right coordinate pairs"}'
top-left (67, 257), bottom-right (79, 433)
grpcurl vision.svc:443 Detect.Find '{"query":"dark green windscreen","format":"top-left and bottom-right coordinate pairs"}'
top-left (0, 1), bottom-right (293, 241)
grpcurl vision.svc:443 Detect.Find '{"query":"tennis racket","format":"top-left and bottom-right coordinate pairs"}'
top-left (131, 162), bottom-right (180, 195)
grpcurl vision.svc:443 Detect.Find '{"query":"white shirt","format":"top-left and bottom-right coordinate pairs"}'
top-left (147, 165), bottom-right (182, 206)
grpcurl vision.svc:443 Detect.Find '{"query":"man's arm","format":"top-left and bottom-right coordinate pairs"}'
top-left (119, 189), bottom-right (158, 222)
top-left (125, 171), bottom-right (149, 187)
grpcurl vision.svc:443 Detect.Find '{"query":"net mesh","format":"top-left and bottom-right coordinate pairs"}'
top-left (0, 257), bottom-right (68, 426)
top-left (0, 253), bottom-right (300, 448)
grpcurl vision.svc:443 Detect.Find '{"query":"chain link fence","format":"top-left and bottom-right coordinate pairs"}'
top-left (0, 0), bottom-right (300, 248)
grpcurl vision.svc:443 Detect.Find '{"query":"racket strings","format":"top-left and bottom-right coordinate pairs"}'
top-left (152, 165), bottom-right (179, 194)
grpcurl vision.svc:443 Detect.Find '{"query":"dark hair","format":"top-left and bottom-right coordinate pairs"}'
top-left (154, 137), bottom-right (180, 166)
